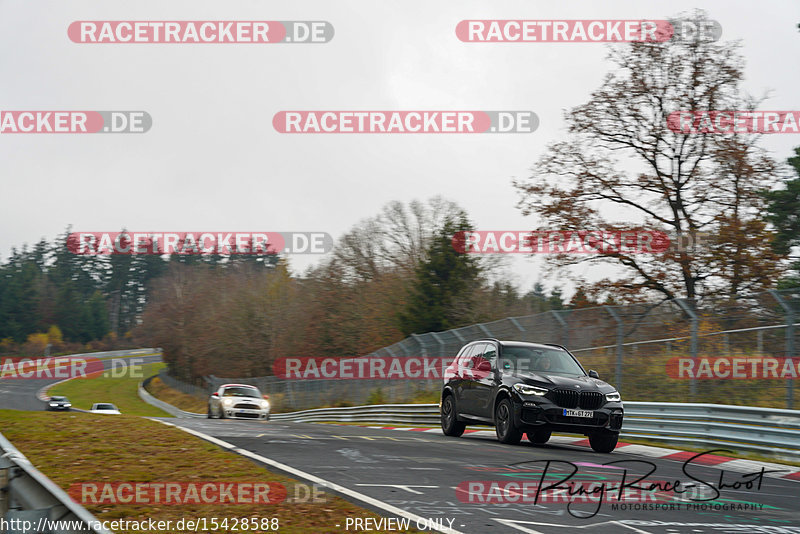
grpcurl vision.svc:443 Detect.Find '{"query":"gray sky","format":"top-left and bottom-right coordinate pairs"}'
top-left (1, 0), bottom-right (799, 296)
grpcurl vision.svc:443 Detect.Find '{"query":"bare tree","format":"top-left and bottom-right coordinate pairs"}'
top-left (514, 10), bottom-right (784, 301)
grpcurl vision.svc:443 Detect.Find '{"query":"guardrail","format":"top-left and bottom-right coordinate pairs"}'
top-left (270, 402), bottom-right (800, 462)
top-left (138, 375), bottom-right (206, 418)
top-left (141, 385), bottom-right (800, 462)
top-left (0, 432), bottom-right (112, 534)
top-left (271, 404), bottom-right (442, 425)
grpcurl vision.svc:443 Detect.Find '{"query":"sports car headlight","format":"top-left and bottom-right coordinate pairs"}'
top-left (49, 403), bottom-right (57, 407)
top-left (605, 391), bottom-right (621, 402)
top-left (513, 383), bottom-right (548, 396)
top-left (222, 398), bottom-right (233, 406)
top-left (260, 400), bottom-right (270, 410)
top-left (65, 403), bottom-right (71, 407)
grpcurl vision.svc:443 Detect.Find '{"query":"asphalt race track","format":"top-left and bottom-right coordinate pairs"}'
top-left (0, 349), bottom-right (162, 411)
top-left (163, 418), bottom-right (800, 534)
top-left (2, 351), bottom-right (799, 533)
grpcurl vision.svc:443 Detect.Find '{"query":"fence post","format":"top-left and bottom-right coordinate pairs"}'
top-left (757, 329), bottom-right (764, 354)
top-left (605, 306), bottom-right (624, 392)
top-left (411, 334), bottom-right (426, 357)
top-left (550, 310), bottom-right (568, 346)
top-left (430, 332), bottom-right (446, 357)
top-left (769, 290), bottom-right (795, 409)
top-left (674, 298), bottom-right (699, 399)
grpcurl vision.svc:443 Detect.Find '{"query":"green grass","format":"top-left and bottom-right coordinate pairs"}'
top-left (48, 362), bottom-right (170, 417)
top-left (146, 376), bottom-right (208, 413)
top-left (0, 411), bottom-right (421, 533)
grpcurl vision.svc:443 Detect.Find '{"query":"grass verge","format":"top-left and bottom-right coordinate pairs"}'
top-left (48, 362), bottom-right (170, 417)
top-left (0, 410), bottom-right (421, 533)
top-left (145, 377), bottom-right (207, 414)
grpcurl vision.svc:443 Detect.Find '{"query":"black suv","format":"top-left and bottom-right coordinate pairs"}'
top-left (440, 339), bottom-right (623, 452)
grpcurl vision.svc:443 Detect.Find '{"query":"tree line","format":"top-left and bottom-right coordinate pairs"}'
top-left (1, 12), bottom-right (798, 381)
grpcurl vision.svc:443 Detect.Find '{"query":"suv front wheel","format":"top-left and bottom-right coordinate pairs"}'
top-left (527, 428), bottom-right (551, 444)
top-left (588, 430), bottom-right (619, 453)
top-left (495, 398), bottom-right (522, 444)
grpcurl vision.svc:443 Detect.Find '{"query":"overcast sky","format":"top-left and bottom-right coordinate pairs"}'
top-left (1, 0), bottom-right (799, 297)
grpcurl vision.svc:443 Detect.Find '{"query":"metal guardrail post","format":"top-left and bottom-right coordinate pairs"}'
top-left (0, 432), bottom-right (113, 534)
top-left (605, 306), bottom-right (624, 392)
top-left (769, 289), bottom-right (795, 409)
top-left (0, 463), bottom-right (7, 517)
top-left (674, 299), bottom-right (699, 398)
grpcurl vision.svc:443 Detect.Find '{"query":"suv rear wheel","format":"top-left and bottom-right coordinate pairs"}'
top-left (495, 398), bottom-right (522, 444)
top-left (589, 430), bottom-right (619, 453)
top-left (440, 395), bottom-right (466, 437)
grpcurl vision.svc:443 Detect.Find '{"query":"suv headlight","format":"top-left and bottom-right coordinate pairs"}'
top-left (65, 403), bottom-right (71, 407)
top-left (605, 391), bottom-right (621, 402)
top-left (513, 383), bottom-right (548, 396)
top-left (49, 403), bottom-right (57, 407)
top-left (222, 398), bottom-right (233, 406)
top-left (260, 400), bottom-right (270, 410)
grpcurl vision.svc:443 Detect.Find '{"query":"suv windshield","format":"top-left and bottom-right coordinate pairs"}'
top-left (500, 346), bottom-right (585, 377)
top-left (222, 387), bottom-right (260, 398)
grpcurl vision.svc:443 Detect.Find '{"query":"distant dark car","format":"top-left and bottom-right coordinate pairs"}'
top-left (47, 396), bottom-right (72, 411)
top-left (440, 339), bottom-right (623, 453)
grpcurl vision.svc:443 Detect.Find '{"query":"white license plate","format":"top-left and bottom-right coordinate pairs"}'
top-left (563, 409), bottom-right (593, 418)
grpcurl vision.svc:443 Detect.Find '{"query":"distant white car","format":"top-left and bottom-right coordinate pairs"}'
top-left (90, 403), bottom-right (121, 415)
top-left (208, 384), bottom-right (270, 420)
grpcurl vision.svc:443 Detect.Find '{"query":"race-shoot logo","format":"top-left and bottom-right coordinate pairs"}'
top-left (272, 111), bottom-right (538, 134)
top-left (68, 21), bottom-right (334, 43)
top-left (0, 111), bottom-right (151, 134)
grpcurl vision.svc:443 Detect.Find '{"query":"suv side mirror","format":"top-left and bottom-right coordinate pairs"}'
top-left (262, 395), bottom-right (270, 400)
top-left (476, 360), bottom-right (492, 372)
top-left (211, 392), bottom-right (219, 397)
top-left (588, 370), bottom-right (600, 379)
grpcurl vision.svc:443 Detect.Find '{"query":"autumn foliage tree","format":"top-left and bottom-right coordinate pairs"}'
top-left (514, 10), bottom-right (785, 302)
